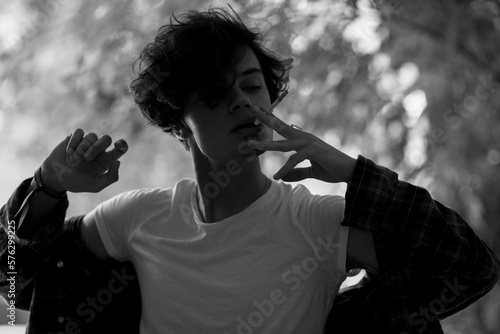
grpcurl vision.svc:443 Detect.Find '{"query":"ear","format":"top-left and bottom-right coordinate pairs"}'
top-left (172, 120), bottom-right (192, 140)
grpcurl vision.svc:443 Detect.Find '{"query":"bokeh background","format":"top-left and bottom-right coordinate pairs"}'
top-left (1, 0), bottom-right (499, 333)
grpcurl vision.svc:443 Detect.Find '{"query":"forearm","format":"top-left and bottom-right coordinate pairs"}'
top-left (16, 177), bottom-right (66, 239)
top-left (0, 175), bottom-right (69, 255)
top-left (1, 176), bottom-right (67, 241)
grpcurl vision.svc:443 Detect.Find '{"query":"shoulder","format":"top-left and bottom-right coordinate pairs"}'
top-left (94, 178), bottom-right (195, 217)
top-left (112, 178), bottom-right (197, 212)
top-left (95, 181), bottom-right (189, 219)
top-left (274, 181), bottom-right (344, 212)
top-left (105, 187), bottom-right (172, 208)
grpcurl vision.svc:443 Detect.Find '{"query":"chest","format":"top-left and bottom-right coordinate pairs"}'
top-left (130, 225), bottom-right (331, 305)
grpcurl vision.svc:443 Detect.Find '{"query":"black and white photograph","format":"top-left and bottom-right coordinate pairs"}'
top-left (1, 0), bottom-right (499, 333)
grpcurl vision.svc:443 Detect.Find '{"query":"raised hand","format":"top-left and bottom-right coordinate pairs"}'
top-left (247, 106), bottom-right (356, 183)
top-left (40, 128), bottom-right (128, 193)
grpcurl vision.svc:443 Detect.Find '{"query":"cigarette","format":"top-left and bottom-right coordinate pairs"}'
top-left (253, 90), bottom-right (289, 126)
top-left (268, 90), bottom-right (289, 111)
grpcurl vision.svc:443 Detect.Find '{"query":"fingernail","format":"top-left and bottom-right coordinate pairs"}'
top-left (253, 119), bottom-right (262, 126)
top-left (67, 147), bottom-right (74, 155)
top-left (116, 140), bottom-right (128, 152)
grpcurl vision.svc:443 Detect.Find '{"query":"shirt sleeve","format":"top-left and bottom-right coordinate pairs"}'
top-left (291, 190), bottom-right (349, 277)
top-left (89, 188), bottom-right (162, 262)
top-left (340, 155), bottom-right (500, 332)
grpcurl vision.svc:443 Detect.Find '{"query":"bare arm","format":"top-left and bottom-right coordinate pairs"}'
top-left (81, 213), bottom-right (111, 260)
top-left (346, 227), bottom-right (379, 275)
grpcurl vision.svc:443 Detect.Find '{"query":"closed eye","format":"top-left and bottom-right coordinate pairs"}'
top-left (207, 102), bottom-right (221, 109)
top-left (203, 101), bottom-right (222, 109)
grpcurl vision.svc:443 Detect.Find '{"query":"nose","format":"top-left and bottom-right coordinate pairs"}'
top-left (229, 89), bottom-right (251, 113)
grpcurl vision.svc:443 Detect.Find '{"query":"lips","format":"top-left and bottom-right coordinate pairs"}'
top-left (232, 124), bottom-right (263, 136)
top-left (231, 117), bottom-right (260, 133)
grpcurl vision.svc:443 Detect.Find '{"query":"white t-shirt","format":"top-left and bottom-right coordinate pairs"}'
top-left (90, 178), bottom-right (349, 334)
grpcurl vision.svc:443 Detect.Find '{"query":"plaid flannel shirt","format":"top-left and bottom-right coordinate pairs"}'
top-left (0, 180), bottom-right (141, 334)
top-left (1, 155), bottom-right (499, 333)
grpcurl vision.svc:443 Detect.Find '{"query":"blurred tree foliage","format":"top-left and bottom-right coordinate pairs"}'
top-left (1, 0), bottom-right (499, 332)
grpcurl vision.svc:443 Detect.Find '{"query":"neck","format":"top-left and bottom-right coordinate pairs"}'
top-left (191, 146), bottom-right (270, 223)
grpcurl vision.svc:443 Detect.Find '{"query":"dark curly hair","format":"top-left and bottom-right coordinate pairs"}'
top-left (129, 7), bottom-right (290, 150)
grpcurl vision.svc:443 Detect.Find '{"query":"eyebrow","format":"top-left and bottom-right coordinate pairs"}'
top-left (239, 67), bottom-right (263, 78)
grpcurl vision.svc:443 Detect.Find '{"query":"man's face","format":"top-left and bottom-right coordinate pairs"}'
top-left (183, 46), bottom-right (272, 164)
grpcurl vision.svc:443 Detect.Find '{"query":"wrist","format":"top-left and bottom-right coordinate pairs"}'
top-left (38, 165), bottom-right (67, 194)
top-left (342, 156), bottom-right (357, 183)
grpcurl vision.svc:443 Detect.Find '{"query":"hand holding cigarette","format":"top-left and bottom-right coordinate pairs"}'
top-left (254, 90), bottom-right (289, 126)
top-left (248, 90), bottom-right (356, 183)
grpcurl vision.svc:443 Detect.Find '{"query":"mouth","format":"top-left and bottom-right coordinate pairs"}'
top-left (231, 118), bottom-right (262, 134)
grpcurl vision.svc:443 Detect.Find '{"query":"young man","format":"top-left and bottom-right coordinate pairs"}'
top-left (1, 7), bottom-right (499, 334)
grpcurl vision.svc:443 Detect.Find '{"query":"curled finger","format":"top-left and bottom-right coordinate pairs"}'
top-left (104, 139), bottom-right (129, 162)
top-left (274, 151), bottom-right (308, 180)
top-left (83, 135), bottom-right (112, 161)
top-left (66, 128), bottom-right (84, 155)
top-left (72, 132), bottom-right (98, 161)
